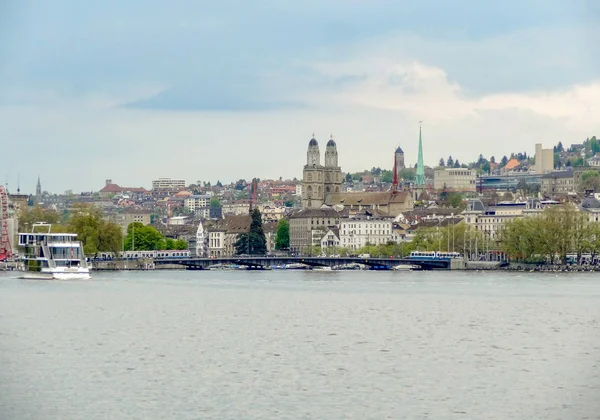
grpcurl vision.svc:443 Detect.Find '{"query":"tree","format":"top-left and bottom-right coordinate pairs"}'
top-left (579, 171), bottom-right (600, 192)
top-left (345, 173), bottom-right (352, 182)
top-left (398, 168), bottom-right (415, 181)
top-left (439, 158), bottom-right (445, 167)
top-left (500, 203), bottom-right (594, 264)
top-left (18, 206), bottom-right (61, 231)
top-left (501, 156), bottom-right (508, 166)
top-left (453, 160), bottom-right (460, 168)
top-left (210, 197), bottom-right (222, 208)
top-left (446, 192), bottom-right (463, 208)
top-left (234, 208), bottom-right (267, 255)
top-left (124, 222), bottom-right (166, 251)
top-left (555, 141), bottom-right (564, 153)
top-left (446, 156), bottom-right (454, 167)
top-left (490, 156), bottom-right (496, 164)
top-left (554, 152), bottom-right (561, 169)
top-left (275, 219), bottom-right (290, 250)
top-left (68, 204), bottom-right (123, 255)
top-left (216, 180), bottom-right (223, 187)
top-left (379, 170), bottom-right (393, 183)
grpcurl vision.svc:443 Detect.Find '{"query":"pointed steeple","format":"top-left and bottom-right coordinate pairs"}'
top-left (415, 122), bottom-right (426, 187)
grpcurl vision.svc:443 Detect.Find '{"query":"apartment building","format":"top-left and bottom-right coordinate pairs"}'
top-left (151, 178), bottom-right (186, 197)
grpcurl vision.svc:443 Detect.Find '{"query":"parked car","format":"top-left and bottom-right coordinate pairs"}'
top-left (358, 253), bottom-right (371, 258)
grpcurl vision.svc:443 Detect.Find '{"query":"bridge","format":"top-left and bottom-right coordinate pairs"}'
top-left (154, 256), bottom-right (452, 270)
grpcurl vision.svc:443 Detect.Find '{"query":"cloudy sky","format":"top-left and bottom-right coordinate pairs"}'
top-left (1, 1), bottom-right (599, 193)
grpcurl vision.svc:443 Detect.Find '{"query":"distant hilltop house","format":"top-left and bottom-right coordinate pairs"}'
top-left (99, 180), bottom-right (149, 199)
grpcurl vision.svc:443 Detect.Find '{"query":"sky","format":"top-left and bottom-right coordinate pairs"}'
top-left (1, 0), bottom-right (599, 194)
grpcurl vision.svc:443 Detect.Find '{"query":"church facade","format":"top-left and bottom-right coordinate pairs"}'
top-left (301, 136), bottom-right (343, 209)
top-left (301, 136), bottom-right (415, 215)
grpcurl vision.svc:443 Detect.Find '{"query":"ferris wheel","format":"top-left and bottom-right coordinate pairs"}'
top-left (0, 185), bottom-right (13, 261)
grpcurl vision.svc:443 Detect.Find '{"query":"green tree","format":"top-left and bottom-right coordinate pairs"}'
top-left (174, 239), bottom-right (188, 250)
top-left (439, 157), bottom-right (445, 167)
top-left (124, 222), bottom-right (166, 251)
top-left (379, 170), bottom-right (393, 183)
top-left (579, 171), bottom-right (600, 192)
top-left (345, 173), bottom-right (352, 182)
top-left (447, 156), bottom-right (454, 167)
top-left (501, 156), bottom-right (508, 166)
top-left (275, 219), bottom-right (290, 250)
top-left (210, 197), bottom-right (222, 208)
top-left (67, 204), bottom-right (123, 255)
top-left (18, 206), bottom-right (61, 231)
top-left (234, 208), bottom-right (267, 255)
top-left (500, 203), bottom-right (594, 264)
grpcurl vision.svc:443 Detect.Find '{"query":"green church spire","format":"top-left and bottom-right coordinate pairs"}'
top-left (415, 122), bottom-right (426, 187)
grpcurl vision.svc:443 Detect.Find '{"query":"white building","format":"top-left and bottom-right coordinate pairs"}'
top-left (587, 153), bottom-right (600, 167)
top-left (184, 195), bottom-right (211, 211)
top-left (208, 229), bottom-right (226, 257)
top-left (195, 221), bottom-right (206, 257)
top-left (340, 210), bottom-right (394, 250)
top-left (320, 228), bottom-right (341, 252)
top-left (433, 168), bottom-right (477, 192)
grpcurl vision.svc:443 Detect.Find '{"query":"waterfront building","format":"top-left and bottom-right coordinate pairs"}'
top-left (208, 228), bottom-right (226, 258)
top-left (433, 168), bottom-right (477, 192)
top-left (288, 207), bottom-right (346, 255)
top-left (195, 221), bottom-right (206, 257)
top-left (319, 228), bottom-right (341, 252)
top-left (462, 199), bottom-right (558, 241)
top-left (340, 209), bottom-right (394, 250)
top-left (535, 143), bottom-right (555, 174)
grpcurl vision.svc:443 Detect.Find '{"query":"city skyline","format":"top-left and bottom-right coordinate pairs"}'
top-left (1, 1), bottom-right (598, 192)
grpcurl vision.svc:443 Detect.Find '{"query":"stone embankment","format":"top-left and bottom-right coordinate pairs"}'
top-left (501, 263), bottom-right (600, 272)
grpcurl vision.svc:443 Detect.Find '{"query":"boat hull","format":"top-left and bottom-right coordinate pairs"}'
top-left (20, 268), bottom-right (91, 280)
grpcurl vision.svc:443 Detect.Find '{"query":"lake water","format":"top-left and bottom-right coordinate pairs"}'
top-left (1, 270), bottom-right (599, 420)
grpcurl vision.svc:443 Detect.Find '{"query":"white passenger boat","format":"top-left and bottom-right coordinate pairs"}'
top-left (18, 223), bottom-right (91, 280)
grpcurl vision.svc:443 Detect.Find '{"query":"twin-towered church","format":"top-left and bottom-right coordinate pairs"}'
top-left (301, 135), bottom-right (414, 215)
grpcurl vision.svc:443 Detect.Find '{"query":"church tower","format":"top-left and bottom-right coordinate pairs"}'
top-left (35, 175), bottom-right (42, 205)
top-left (395, 146), bottom-right (405, 170)
top-left (323, 136), bottom-right (342, 198)
top-left (302, 136), bottom-right (325, 208)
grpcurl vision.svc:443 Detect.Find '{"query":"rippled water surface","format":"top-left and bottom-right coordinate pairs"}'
top-left (1, 270), bottom-right (600, 419)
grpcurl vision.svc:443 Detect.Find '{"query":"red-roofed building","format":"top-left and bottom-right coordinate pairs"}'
top-left (99, 179), bottom-right (149, 199)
